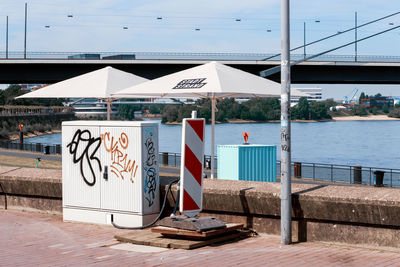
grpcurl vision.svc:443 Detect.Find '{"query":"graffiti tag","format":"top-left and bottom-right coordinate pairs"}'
top-left (67, 129), bottom-right (102, 187)
top-left (143, 129), bottom-right (157, 207)
top-left (101, 132), bottom-right (138, 183)
top-left (143, 167), bottom-right (157, 207)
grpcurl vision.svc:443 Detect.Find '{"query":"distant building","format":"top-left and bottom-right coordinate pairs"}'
top-left (67, 98), bottom-right (114, 117)
top-left (19, 84), bottom-right (48, 91)
top-left (291, 87), bottom-right (322, 106)
top-left (389, 97), bottom-right (400, 105)
top-left (68, 54), bottom-right (101, 60)
top-left (360, 97), bottom-right (394, 108)
top-left (134, 111), bottom-right (142, 119)
top-left (102, 54), bottom-right (136, 60)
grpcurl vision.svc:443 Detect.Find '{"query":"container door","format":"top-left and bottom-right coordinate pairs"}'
top-left (100, 126), bottom-right (143, 213)
top-left (141, 125), bottom-right (160, 215)
top-left (62, 125), bottom-right (102, 209)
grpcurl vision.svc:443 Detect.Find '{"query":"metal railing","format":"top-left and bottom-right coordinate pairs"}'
top-left (0, 140), bottom-right (61, 154)
top-left (283, 161), bottom-right (400, 188)
top-left (0, 143), bottom-right (398, 188)
top-left (158, 152), bottom-right (400, 188)
top-left (1, 51), bottom-right (400, 63)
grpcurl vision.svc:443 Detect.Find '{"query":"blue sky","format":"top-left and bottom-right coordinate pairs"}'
top-left (1, 0), bottom-right (400, 99)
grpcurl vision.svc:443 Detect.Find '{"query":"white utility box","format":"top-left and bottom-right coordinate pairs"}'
top-left (62, 121), bottom-right (159, 227)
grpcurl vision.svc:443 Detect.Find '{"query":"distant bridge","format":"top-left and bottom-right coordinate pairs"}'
top-left (1, 52), bottom-right (400, 84)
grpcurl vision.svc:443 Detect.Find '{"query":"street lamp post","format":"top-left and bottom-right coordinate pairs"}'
top-left (6, 16), bottom-right (8, 59)
top-left (24, 2), bottom-right (27, 59)
top-left (281, 0), bottom-right (292, 245)
top-left (303, 22), bottom-right (306, 59)
top-left (355, 12), bottom-right (358, 62)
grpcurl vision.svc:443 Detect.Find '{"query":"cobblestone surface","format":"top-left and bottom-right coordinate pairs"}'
top-left (1, 210), bottom-right (400, 266)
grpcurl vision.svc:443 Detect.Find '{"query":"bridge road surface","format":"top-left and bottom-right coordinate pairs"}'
top-left (1, 209), bottom-right (399, 266)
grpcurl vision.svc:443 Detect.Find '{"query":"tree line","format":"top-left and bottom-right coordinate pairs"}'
top-left (159, 97), bottom-right (335, 123)
top-left (0, 85), bottom-right (64, 106)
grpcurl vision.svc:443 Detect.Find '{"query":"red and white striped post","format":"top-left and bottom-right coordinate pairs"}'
top-left (179, 111), bottom-right (205, 217)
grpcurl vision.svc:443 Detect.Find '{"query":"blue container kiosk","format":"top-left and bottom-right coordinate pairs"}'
top-left (217, 144), bottom-right (276, 182)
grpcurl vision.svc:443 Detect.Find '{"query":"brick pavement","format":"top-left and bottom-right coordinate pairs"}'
top-left (1, 209), bottom-right (400, 266)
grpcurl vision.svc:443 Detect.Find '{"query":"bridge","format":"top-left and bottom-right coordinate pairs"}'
top-left (1, 52), bottom-right (400, 84)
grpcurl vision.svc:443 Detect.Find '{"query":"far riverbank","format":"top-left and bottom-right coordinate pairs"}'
top-left (8, 129), bottom-right (62, 141)
top-left (165, 114), bottom-right (400, 125)
top-left (332, 115), bottom-right (400, 121)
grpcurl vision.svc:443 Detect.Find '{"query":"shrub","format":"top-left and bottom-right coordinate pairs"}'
top-left (389, 108), bottom-right (400, 118)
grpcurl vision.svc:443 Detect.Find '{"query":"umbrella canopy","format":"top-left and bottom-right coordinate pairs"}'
top-left (113, 61), bottom-right (306, 179)
top-left (113, 61), bottom-right (299, 98)
top-left (16, 66), bottom-right (148, 119)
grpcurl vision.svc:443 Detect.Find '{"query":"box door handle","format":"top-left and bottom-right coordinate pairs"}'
top-left (103, 166), bottom-right (108, 181)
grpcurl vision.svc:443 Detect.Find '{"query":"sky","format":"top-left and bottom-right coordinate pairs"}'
top-left (1, 0), bottom-right (400, 99)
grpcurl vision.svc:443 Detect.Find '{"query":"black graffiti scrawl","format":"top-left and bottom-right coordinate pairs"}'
top-left (67, 129), bottom-right (102, 186)
top-left (143, 128), bottom-right (157, 207)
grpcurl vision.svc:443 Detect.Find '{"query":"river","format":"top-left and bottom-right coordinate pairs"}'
top-left (24, 120), bottom-right (400, 169)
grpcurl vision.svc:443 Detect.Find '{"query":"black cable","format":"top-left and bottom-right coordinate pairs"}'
top-left (263, 11), bottom-right (400, 61)
top-left (111, 178), bottom-right (179, 230)
top-left (172, 188), bottom-right (180, 215)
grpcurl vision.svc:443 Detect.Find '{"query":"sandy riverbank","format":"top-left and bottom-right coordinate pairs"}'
top-left (165, 115), bottom-right (400, 125)
top-left (331, 115), bottom-right (400, 121)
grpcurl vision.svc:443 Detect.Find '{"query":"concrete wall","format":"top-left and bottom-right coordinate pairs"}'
top-left (1, 166), bottom-right (399, 247)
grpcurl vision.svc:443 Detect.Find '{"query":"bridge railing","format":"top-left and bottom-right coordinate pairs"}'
top-left (1, 51), bottom-right (400, 63)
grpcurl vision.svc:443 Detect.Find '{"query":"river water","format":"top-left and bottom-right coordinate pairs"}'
top-left (24, 120), bottom-right (400, 169)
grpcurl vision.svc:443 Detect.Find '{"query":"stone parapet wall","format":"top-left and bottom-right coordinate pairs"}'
top-left (1, 167), bottom-right (399, 247)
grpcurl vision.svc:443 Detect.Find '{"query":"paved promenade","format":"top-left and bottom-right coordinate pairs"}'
top-left (1, 210), bottom-right (399, 266)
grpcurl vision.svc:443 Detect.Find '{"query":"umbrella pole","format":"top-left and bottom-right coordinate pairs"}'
top-left (106, 99), bottom-right (111, 120)
top-left (211, 96), bottom-right (216, 179)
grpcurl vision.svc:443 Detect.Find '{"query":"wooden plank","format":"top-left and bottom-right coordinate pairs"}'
top-left (170, 230), bottom-right (251, 250)
top-left (151, 223), bottom-right (243, 239)
top-left (115, 228), bottom-right (251, 250)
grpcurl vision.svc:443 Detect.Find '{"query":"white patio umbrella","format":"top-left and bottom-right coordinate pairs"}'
top-left (113, 61), bottom-right (306, 178)
top-left (16, 66), bottom-right (148, 120)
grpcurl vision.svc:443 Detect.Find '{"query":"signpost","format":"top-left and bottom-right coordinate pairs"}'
top-left (179, 112), bottom-right (205, 217)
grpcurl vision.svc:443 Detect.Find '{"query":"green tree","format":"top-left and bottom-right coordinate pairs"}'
top-left (0, 84), bottom-right (65, 106)
top-left (382, 104), bottom-right (390, 114)
top-left (118, 104), bottom-right (142, 120)
top-left (389, 107), bottom-right (400, 118)
top-left (309, 102), bottom-right (331, 119)
top-left (359, 92), bottom-right (366, 104)
top-left (293, 97), bottom-right (310, 120)
top-left (161, 105), bottom-right (179, 123)
top-left (149, 104), bottom-right (163, 114)
top-left (353, 105), bottom-right (368, 116)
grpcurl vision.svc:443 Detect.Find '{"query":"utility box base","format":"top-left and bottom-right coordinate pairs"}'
top-left (63, 208), bottom-right (159, 227)
top-left (217, 144), bottom-right (276, 182)
top-left (62, 121), bottom-right (159, 227)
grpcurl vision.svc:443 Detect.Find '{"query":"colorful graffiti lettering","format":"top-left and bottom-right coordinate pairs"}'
top-left (101, 132), bottom-right (138, 183)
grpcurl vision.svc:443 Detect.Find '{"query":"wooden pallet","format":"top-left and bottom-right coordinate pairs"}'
top-left (115, 225), bottom-right (251, 250)
top-left (151, 223), bottom-right (244, 240)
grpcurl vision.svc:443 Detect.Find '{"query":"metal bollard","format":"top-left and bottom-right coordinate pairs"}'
top-left (294, 162), bottom-right (302, 178)
top-left (162, 152), bottom-right (168, 165)
top-left (354, 166), bottom-right (362, 184)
